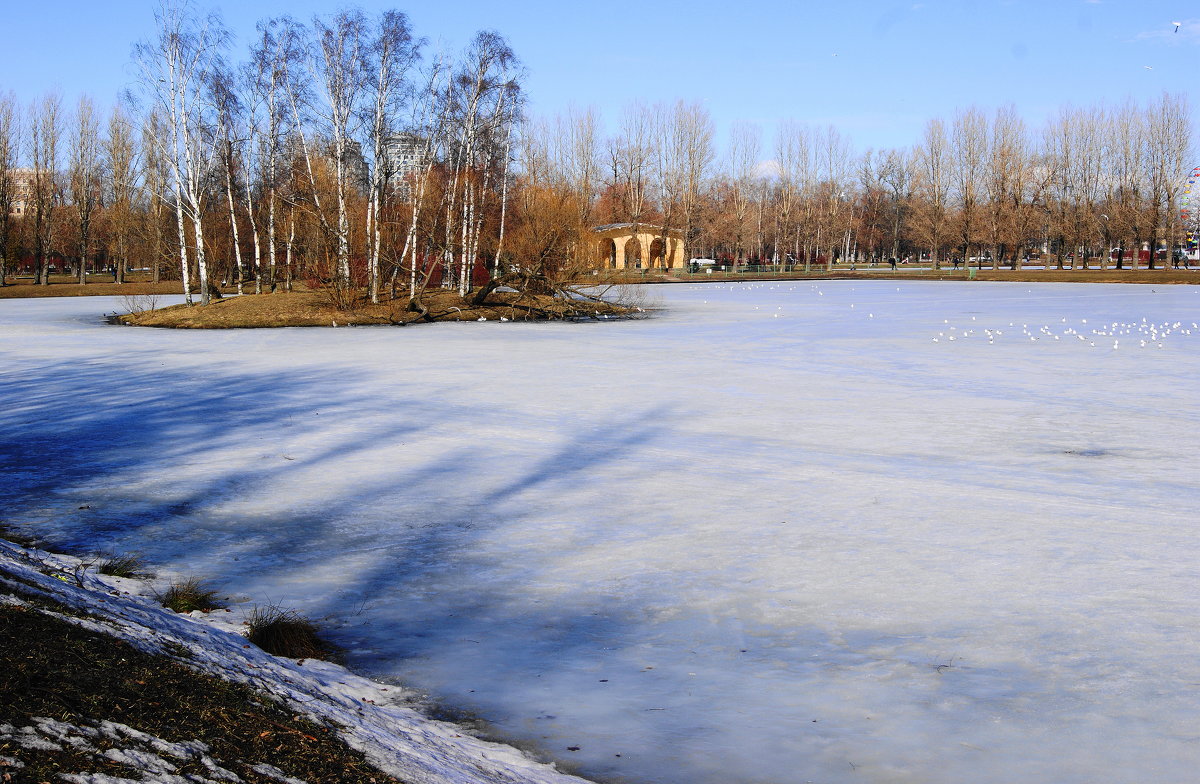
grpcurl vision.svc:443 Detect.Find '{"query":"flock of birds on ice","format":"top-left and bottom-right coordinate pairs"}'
top-left (930, 316), bottom-right (1198, 350)
top-left (694, 281), bottom-right (1198, 352)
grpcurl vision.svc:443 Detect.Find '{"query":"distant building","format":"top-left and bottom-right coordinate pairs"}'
top-left (382, 133), bottom-right (429, 198)
top-left (6, 168), bottom-right (36, 216)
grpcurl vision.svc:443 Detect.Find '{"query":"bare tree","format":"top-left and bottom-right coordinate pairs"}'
top-left (0, 93), bottom-right (18, 286)
top-left (565, 106), bottom-right (599, 230)
top-left (69, 96), bottom-right (102, 284)
top-left (443, 30), bottom-right (519, 295)
top-left (984, 105), bottom-right (1026, 268)
top-left (609, 102), bottom-right (653, 239)
top-left (775, 121), bottom-right (809, 268)
top-left (1108, 100), bottom-right (1146, 269)
top-left (1146, 92), bottom-right (1192, 269)
top-left (878, 147), bottom-right (911, 263)
top-left (29, 93), bottom-right (63, 286)
top-left (950, 106), bottom-right (987, 267)
top-left (727, 122), bottom-right (760, 263)
top-left (140, 110), bottom-right (172, 284)
top-left (398, 56), bottom-right (449, 303)
top-left (673, 101), bottom-right (714, 265)
top-left (815, 125), bottom-right (850, 270)
top-left (104, 102), bottom-right (139, 284)
top-left (1074, 106), bottom-right (1106, 269)
top-left (912, 118), bottom-right (950, 268)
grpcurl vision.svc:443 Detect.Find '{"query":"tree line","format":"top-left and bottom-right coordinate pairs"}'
top-left (566, 94), bottom-right (1192, 272)
top-left (0, 2), bottom-right (1193, 310)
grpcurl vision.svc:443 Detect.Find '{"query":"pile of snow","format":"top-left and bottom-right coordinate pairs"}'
top-left (0, 540), bottom-right (592, 784)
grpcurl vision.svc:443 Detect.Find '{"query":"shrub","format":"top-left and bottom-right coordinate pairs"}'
top-left (245, 605), bottom-right (335, 660)
top-left (158, 578), bottom-right (223, 613)
top-left (96, 553), bottom-right (146, 578)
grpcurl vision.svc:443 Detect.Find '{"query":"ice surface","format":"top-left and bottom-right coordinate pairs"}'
top-left (2, 282), bottom-right (1200, 783)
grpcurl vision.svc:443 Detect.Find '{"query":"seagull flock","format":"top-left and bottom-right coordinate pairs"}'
top-left (690, 280), bottom-right (1194, 354)
top-left (932, 316), bottom-right (1197, 350)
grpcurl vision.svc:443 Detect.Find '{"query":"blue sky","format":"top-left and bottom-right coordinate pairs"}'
top-left (3, 0), bottom-right (1195, 157)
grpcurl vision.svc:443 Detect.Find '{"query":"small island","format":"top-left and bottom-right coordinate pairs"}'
top-left (117, 284), bottom-right (636, 328)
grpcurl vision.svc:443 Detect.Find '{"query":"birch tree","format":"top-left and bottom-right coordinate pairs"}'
top-left (134, 0), bottom-right (230, 305)
top-left (310, 9), bottom-right (368, 287)
top-left (363, 10), bottom-right (420, 303)
top-left (247, 16), bottom-right (305, 293)
top-left (212, 69), bottom-right (249, 292)
top-left (444, 30), bottom-right (519, 294)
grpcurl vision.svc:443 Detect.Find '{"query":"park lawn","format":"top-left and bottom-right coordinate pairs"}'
top-left (0, 275), bottom-right (227, 299)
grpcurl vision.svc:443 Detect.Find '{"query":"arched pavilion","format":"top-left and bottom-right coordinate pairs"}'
top-left (590, 223), bottom-right (686, 270)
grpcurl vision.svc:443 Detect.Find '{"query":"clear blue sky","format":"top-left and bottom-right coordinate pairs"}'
top-left (3, 0), bottom-right (1196, 158)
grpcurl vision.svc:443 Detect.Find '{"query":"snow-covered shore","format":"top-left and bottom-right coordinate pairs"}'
top-left (0, 539), bottom-right (594, 784)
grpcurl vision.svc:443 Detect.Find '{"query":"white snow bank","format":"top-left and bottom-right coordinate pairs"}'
top-left (0, 540), bottom-right (593, 784)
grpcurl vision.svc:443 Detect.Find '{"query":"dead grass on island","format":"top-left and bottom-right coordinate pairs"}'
top-left (118, 287), bottom-right (635, 329)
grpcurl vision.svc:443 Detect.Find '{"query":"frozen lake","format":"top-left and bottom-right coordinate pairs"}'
top-left (3, 281), bottom-right (1200, 784)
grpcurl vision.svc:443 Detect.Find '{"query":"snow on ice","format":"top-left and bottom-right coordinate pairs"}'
top-left (2, 281), bottom-right (1199, 784)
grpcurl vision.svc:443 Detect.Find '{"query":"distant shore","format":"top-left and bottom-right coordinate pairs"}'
top-left (4, 266), bottom-right (1197, 302)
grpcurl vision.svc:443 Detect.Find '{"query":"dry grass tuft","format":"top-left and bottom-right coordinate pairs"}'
top-left (158, 578), bottom-right (224, 613)
top-left (96, 553), bottom-right (147, 579)
top-left (245, 605), bottom-right (336, 660)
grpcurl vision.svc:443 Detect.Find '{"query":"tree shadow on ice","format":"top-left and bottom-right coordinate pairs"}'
top-left (0, 357), bottom-right (441, 559)
top-left (0, 351), bottom-right (704, 776)
top-left (0, 352), bottom-right (683, 660)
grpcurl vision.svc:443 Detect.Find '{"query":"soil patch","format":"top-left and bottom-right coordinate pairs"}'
top-left (0, 601), bottom-right (408, 784)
